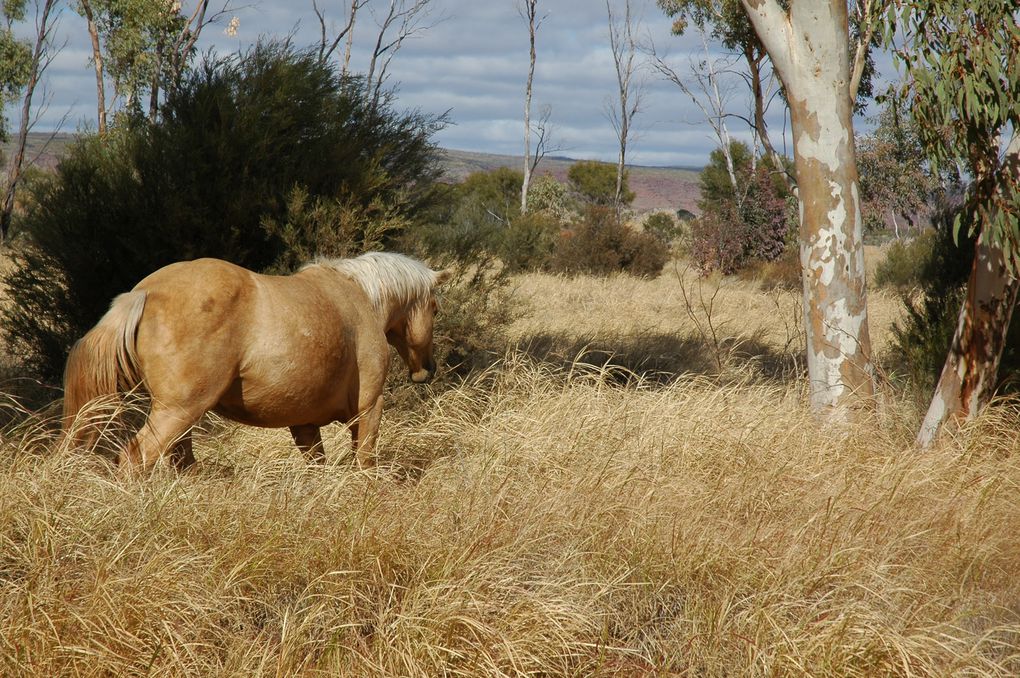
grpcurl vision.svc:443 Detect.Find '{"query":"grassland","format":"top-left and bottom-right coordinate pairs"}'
top-left (2, 251), bottom-right (1020, 676)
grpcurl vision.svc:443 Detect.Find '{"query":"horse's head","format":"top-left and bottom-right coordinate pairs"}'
top-left (386, 268), bottom-right (452, 383)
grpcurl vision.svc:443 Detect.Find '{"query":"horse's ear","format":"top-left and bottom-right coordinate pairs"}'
top-left (434, 269), bottom-right (453, 286)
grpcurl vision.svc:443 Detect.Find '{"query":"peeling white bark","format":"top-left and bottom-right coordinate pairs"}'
top-left (743, 0), bottom-right (875, 414)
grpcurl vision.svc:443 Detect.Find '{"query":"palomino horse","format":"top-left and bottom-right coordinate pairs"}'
top-left (62, 252), bottom-right (450, 470)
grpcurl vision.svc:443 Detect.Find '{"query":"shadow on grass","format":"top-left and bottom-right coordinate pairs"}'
top-left (514, 329), bottom-right (805, 386)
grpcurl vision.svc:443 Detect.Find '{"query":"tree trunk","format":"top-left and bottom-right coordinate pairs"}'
top-left (745, 47), bottom-right (789, 186)
top-left (80, 0), bottom-right (107, 136)
top-left (521, 1), bottom-right (537, 215)
top-left (1, 0), bottom-right (56, 242)
top-left (148, 40), bottom-right (163, 122)
top-left (742, 0), bottom-right (875, 415)
top-left (917, 231), bottom-right (1019, 447)
top-left (342, 0), bottom-right (360, 77)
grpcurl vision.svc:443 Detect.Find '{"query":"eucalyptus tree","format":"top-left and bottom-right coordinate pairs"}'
top-left (76, 0), bottom-right (232, 130)
top-left (739, 0), bottom-right (877, 415)
top-left (0, 0), bottom-right (33, 143)
top-left (883, 1), bottom-right (1020, 446)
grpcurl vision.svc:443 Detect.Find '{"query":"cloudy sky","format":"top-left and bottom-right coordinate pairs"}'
top-left (14, 0), bottom-right (820, 168)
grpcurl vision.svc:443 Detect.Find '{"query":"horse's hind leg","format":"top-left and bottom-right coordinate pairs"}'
top-left (290, 425), bottom-right (325, 463)
top-left (123, 404), bottom-right (200, 472)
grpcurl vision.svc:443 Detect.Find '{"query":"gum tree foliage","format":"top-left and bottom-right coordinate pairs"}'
top-left (2, 42), bottom-right (445, 381)
top-left (657, 0), bottom-right (879, 186)
top-left (881, 1), bottom-right (1020, 446)
top-left (0, 0), bottom-right (33, 142)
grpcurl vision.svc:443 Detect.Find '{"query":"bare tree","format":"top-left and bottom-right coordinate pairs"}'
top-left (528, 104), bottom-right (561, 177)
top-left (2, 0), bottom-right (61, 242)
top-left (605, 0), bottom-right (644, 212)
top-left (166, 1), bottom-right (236, 90)
top-left (518, 0), bottom-right (546, 214)
top-left (740, 0), bottom-right (876, 415)
top-left (314, 0), bottom-right (371, 71)
top-left (650, 29), bottom-right (741, 194)
top-left (366, 0), bottom-right (439, 110)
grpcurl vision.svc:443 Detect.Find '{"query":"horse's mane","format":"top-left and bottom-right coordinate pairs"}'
top-left (304, 252), bottom-right (437, 312)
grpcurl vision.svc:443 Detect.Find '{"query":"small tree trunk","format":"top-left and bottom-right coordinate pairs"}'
top-left (917, 235), bottom-right (1020, 447)
top-left (148, 40), bottom-right (163, 122)
top-left (746, 47), bottom-right (789, 187)
top-left (521, 0), bottom-right (538, 215)
top-left (81, 0), bottom-right (107, 136)
top-left (342, 0), bottom-right (360, 77)
top-left (1, 0), bottom-right (57, 242)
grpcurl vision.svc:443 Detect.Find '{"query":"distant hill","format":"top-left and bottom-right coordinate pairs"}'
top-left (439, 148), bottom-right (702, 215)
top-left (2, 132), bottom-right (75, 173)
top-left (3, 134), bottom-right (702, 215)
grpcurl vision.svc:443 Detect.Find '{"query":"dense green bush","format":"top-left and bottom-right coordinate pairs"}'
top-left (499, 211), bottom-right (558, 273)
top-left (549, 206), bottom-right (667, 278)
top-left (2, 41), bottom-right (444, 382)
top-left (873, 232), bottom-right (936, 291)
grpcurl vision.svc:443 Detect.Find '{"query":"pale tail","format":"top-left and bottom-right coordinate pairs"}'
top-left (62, 291), bottom-right (147, 433)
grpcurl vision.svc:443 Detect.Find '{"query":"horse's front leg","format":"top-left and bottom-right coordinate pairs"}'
top-left (351, 394), bottom-right (383, 468)
top-left (169, 430), bottom-right (196, 470)
top-left (290, 425), bottom-right (325, 463)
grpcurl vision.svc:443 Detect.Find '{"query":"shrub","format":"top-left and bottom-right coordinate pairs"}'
top-left (527, 174), bottom-right (575, 221)
top-left (642, 211), bottom-right (682, 245)
top-left (550, 206), bottom-right (668, 278)
top-left (499, 211), bottom-right (558, 273)
top-left (690, 161), bottom-right (795, 275)
top-left (409, 168), bottom-right (523, 264)
top-left (567, 160), bottom-right (634, 206)
top-left (688, 208), bottom-right (746, 275)
top-left (2, 42), bottom-right (444, 382)
top-left (873, 232), bottom-right (936, 291)
top-left (739, 247), bottom-right (802, 291)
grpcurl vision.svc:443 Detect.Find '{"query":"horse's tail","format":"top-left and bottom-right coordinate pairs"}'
top-left (62, 291), bottom-right (147, 436)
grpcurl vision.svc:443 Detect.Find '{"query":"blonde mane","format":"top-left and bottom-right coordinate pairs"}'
top-left (304, 252), bottom-right (437, 312)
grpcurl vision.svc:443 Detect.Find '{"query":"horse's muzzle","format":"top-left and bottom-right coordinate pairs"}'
top-left (410, 356), bottom-right (435, 383)
top-left (410, 368), bottom-right (432, 383)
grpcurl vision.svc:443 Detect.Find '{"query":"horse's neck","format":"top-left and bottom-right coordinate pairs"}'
top-left (377, 295), bottom-right (410, 333)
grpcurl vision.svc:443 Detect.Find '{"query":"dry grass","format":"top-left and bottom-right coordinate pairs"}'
top-left (507, 261), bottom-right (905, 384)
top-left (3, 251), bottom-right (1020, 676)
